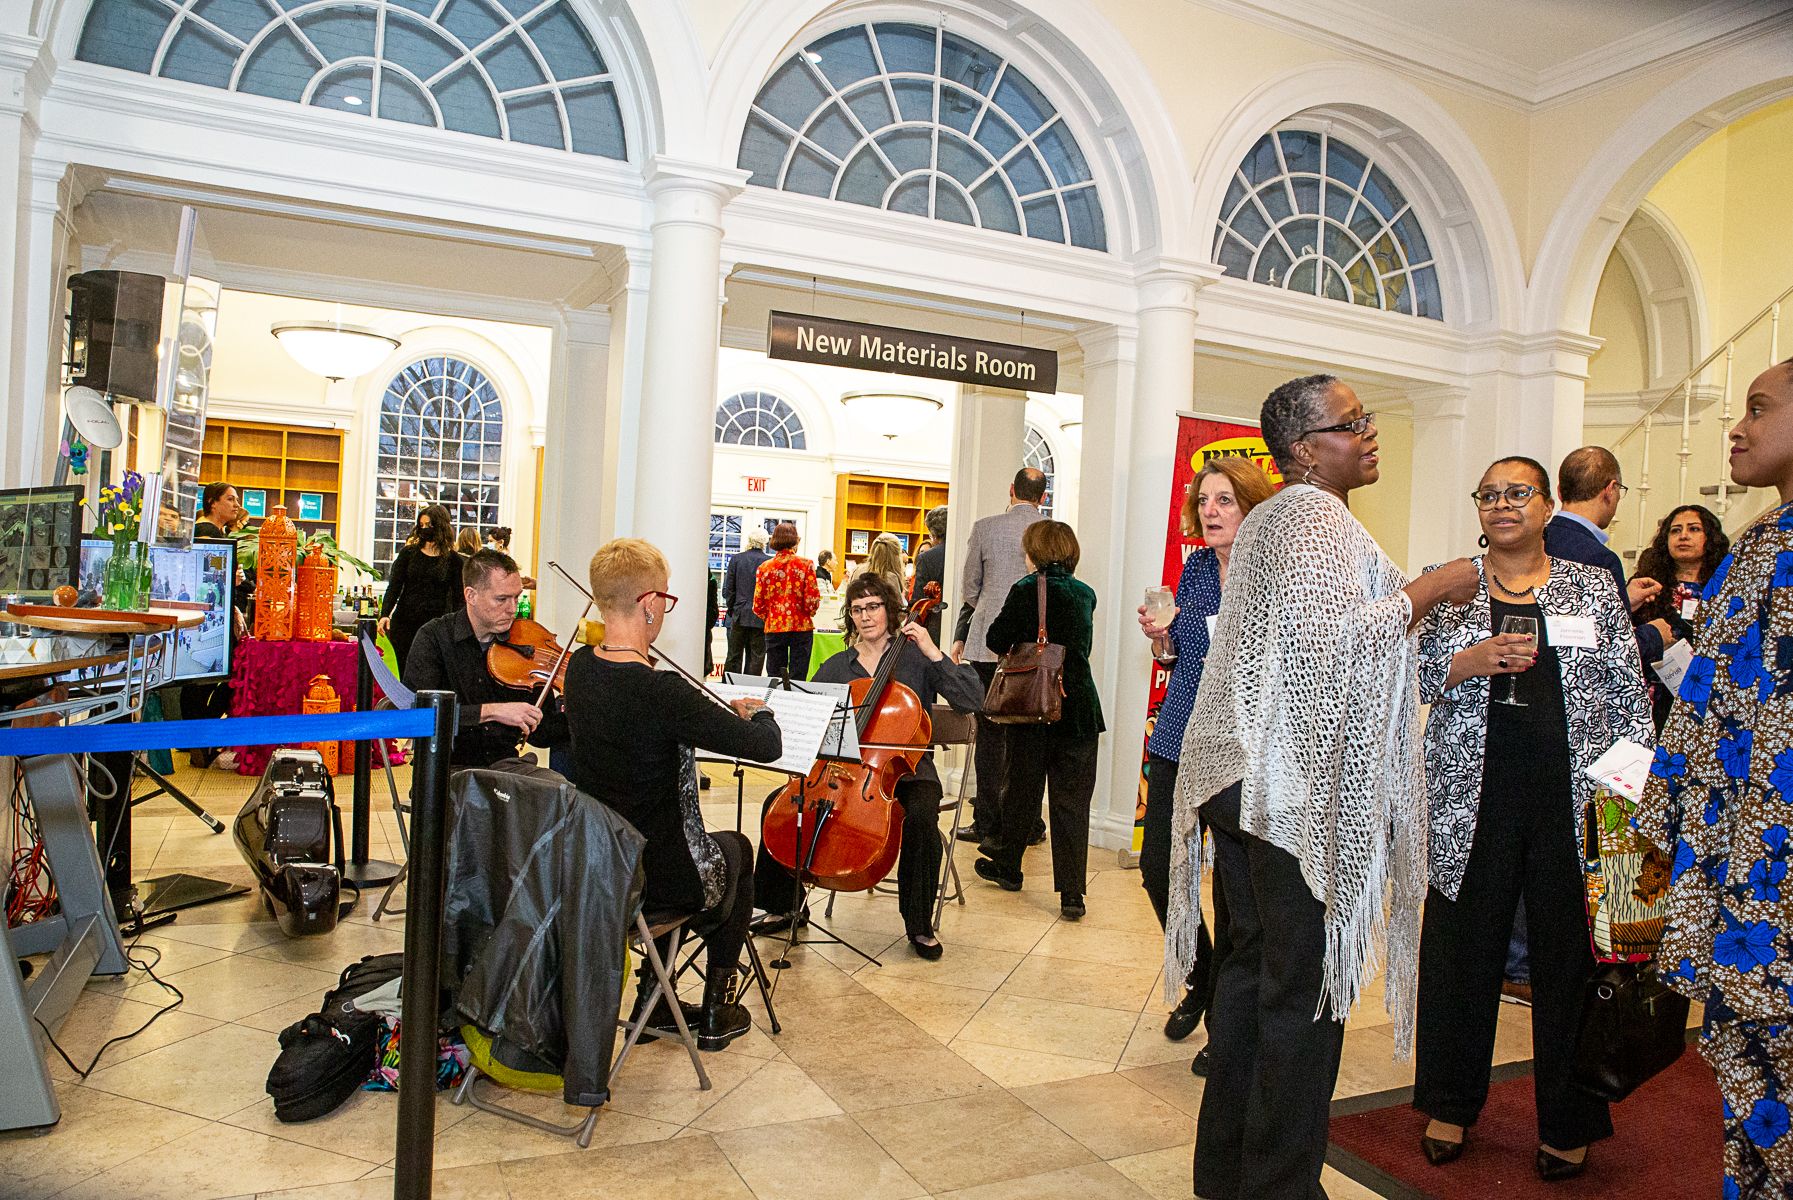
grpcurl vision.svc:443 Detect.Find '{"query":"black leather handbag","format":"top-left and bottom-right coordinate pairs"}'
top-left (1570, 961), bottom-right (1690, 1102)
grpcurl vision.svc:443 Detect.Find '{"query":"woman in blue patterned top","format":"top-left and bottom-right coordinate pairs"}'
top-left (1137, 455), bottom-right (1276, 1055)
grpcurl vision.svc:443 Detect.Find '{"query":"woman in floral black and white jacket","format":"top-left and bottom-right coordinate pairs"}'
top-left (1411, 455), bottom-right (1653, 1183)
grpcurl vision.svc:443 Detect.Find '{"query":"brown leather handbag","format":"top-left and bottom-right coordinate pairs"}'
top-left (983, 575), bottom-right (1066, 724)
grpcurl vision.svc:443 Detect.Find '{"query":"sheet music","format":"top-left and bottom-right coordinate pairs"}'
top-left (709, 682), bottom-right (843, 775)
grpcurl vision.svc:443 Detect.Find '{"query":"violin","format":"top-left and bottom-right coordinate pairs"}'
top-left (486, 616), bottom-right (577, 702)
top-left (760, 582), bottom-right (941, 894)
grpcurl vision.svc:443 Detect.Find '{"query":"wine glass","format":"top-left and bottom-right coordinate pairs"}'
top-left (1144, 586), bottom-right (1175, 630)
top-left (1492, 615), bottom-right (1539, 706)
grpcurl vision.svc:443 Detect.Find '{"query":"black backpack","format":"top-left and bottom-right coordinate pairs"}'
top-left (265, 1010), bottom-right (382, 1123)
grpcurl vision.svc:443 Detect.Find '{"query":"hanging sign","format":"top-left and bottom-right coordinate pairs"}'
top-left (768, 311), bottom-right (1058, 393)
top-left (744, 477), bottom-right (769, 493)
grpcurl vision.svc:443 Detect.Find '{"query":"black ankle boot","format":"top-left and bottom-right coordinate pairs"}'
top-left (626, 986), bottom-right (701, 1043)
top-left (697, 971), bottom-right (751, 1050)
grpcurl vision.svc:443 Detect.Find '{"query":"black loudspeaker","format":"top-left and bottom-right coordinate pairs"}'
top-left (67, 269), bottom-right (165, 404)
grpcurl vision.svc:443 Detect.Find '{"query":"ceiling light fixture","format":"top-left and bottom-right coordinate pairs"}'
top-left (272, 320), bottom-right (399, 381)
top-left (839, 390), bottom-right (943, 439)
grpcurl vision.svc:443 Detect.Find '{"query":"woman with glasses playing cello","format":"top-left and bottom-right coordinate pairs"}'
top-left (750, 572), bottom-right (984, 960)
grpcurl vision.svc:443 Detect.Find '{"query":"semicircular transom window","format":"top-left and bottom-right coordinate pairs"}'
top-left (1023, 423), bottom-right (1056, 517)
top-left (1214, 129), bottom-right (1442, 320)
top-left (715, 390), bottom-right (808, 450)
top-left (75, 0), bottom-right (628, 159)
top-left (738, 22), bottom-right (1107, 252)
top-left (374, 356), bottom-right (504, 571)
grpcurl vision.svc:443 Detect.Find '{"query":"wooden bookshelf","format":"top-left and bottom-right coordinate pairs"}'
top-left (200, 418), bottom-right (344, 539)
top-left (832, 473), bottom-right (949, 573)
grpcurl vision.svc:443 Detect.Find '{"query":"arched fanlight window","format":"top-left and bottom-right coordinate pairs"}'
top-left (1214, 129), bottom-right (1442, 320)
top-left (715, 390), bottom-right (808, 450)
top-left (1023, 423), bottom-right (1056, 518)
top-left (738, 22), bottom-right (1107, 251)
top-left (374, 357), bottom-right (503, 571)
top-left (76, 0), bottom-right (628, 159)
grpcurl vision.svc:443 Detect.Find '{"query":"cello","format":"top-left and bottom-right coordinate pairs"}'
top-left (760, 584), bottom-right (940, 893)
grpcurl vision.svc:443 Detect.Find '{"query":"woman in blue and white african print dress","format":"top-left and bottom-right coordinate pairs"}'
top-left (1637, 359), bottom-right (1793, 1199)
top-left (1136, 455), bottom-right (1275, 1051)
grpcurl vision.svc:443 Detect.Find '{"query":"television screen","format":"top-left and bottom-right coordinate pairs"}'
top-left (0, 485), bottom-right (81, 602)
top-left (78, 537), bottom-right (235, 684)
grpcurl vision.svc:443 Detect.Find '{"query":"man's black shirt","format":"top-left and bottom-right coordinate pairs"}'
top-left (402, 609), bottom-right (568, 767)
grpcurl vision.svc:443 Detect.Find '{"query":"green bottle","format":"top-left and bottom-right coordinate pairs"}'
top-left (516, 591), bottom-right (532, 621)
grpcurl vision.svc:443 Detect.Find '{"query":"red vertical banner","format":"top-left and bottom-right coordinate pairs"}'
top-left (1133, 415), bottom-right (1281, 851)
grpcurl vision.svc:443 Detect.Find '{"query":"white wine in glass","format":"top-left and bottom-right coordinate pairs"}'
top-left (1492, 615), bottom-right (1539, 707)
top-left (1144, 586), bottom-right (1175, 628)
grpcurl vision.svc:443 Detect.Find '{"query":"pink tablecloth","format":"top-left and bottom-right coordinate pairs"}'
top-left (227, 636), bottom-right (406, 775)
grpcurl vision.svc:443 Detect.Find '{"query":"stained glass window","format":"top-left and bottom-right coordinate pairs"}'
top-left (1023, 423), bottom-right (1056, 518)
top-left (738, 22), bottom-right (1106, 251)
top-left (1214, 129), bottom-right (1443, 320)
top-left (715, 390), bottom-right (807, 450)
top-left (374, 357), bottom-right (503, 571)
top-left (76, 0), bottom-right (628, 159)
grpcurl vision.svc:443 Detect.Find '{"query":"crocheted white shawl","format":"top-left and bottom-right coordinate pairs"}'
top-left (1168, 484), bottom-right (1427, 1052)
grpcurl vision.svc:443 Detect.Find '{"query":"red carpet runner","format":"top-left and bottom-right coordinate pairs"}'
top-left (1326, 1050), bottom-right (1720, 1199)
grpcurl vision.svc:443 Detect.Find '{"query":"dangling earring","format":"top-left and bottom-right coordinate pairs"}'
top-left (1477, 534), bottom-right (1489, 549)
top-left (645, 614), bottom-right (655, 625)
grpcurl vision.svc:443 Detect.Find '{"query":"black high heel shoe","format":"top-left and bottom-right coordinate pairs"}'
top-left (1534, 1147), bottom-right (1586, 1181)
top-left (907, 934), bottom-right (944, 961)
top-left (1420, 1132), bottom-right (1464, 1166)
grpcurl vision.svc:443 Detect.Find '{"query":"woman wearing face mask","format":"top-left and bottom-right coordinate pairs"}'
top-left (1412, 457), bottom-right (1651, 1181)
top-left (379, 504), bottom-right (464, 672)
top-left (1136, 456), bottom-right (1276, 1066)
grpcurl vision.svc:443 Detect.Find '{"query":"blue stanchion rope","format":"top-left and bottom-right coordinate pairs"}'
top-left (0, 709), bottom-right (438, 758)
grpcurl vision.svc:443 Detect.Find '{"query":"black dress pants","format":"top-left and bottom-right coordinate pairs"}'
top-left (968, 660), bottom-right (1010, 831)
top-left (763, 631), bottom-right (813, 682)
top-left (724, 623), bottom-right (765, 676)
top-left (753, 778), bottom-right (944, 938)
top-left (1413, 783), bottom-right (1610, 1150)
top-left (646, 830), bottom-right (755, 995)
top-left (1194, 782), bottom-right (1345, 1200)
top-left (990, 727), bottom-right (1097, 895)
top-left (1141, 754), bottom-right (1224, 1013)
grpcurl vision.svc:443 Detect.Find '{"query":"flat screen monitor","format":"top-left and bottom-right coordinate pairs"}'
top-left (78, 537), bottom-right (235, 684)
top-left (0, 485), bottom-right (81, 602)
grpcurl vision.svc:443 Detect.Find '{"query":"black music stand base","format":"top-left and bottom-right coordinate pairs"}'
top-left (761, 882), bottom-right (884, 972)
top-left (344, 859), bottom-right (402, 888)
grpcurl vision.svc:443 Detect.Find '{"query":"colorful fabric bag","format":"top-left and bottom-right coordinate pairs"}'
top-left (1581, 784), bottom-right (1672, 963)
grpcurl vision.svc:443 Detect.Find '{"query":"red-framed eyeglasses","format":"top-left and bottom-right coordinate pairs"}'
top-left (636, 590), bottom-right (679, 612)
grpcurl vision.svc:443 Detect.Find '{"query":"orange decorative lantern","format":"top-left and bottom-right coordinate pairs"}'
top-left (295, 544), bottom-right (337, 642)
top-left (255, 505), bottom-right (299, 641)
top-left (300, 673), bottom-right (342, 775)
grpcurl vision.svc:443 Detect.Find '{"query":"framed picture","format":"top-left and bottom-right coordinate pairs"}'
top-left (0, 485), bottom-right (81, 602)
top-left (849, 529), bottom-right (870, 555)
top-left (894, 533), bottom-right (911, 554)
top-left (241, 488), bottom-right (267, 518)
top-left (296, 492), bottom-right (324, 521)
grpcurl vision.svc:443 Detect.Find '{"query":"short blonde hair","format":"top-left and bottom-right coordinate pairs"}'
top-left (588, 538), bottom-right (668, 618)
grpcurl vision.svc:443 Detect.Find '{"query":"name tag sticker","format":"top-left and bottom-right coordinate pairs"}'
top-left (1546, 615), bottom-right (1598, 648)
top-left (1681, 598), bottom-right (1699, 621)
top-left (1205, 615), bottom-right (1218, 641)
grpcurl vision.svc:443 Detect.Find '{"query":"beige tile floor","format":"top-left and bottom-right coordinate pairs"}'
top-left (1, 759), bottom-right (1548, 1199)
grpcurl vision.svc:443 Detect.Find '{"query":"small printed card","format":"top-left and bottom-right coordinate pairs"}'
top-left (1653, 638), bottom-right (1693, 695)
top-left (1585, 737), bottom-right (1653, 803)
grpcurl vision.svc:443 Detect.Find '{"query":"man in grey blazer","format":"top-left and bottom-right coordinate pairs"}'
top-left (952, 467), bottom-right (1047, 841)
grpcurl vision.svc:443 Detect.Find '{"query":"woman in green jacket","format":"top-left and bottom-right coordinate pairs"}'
top-left (975, 520), bottom-right (1105, 919)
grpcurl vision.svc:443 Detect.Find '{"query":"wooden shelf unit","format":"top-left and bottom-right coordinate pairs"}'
top-left (832, 473), bottom-right (949, 573)
top-left (200, 419), bottom-right (344, 539)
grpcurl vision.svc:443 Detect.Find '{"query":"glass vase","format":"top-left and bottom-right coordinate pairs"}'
top-left (101, 541), bottom-right (151, 611)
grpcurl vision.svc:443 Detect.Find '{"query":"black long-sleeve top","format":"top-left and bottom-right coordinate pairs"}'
top-left (811, 642), bottom-right (983, 788)
top-left (985, 565), bottom-right (1105, 741)
top-left (381, 545), bottom-right (465, 630)
top-left (564, 649), bottom-right (782, 911)
top-left (401, 610), bottom-right (568, 767)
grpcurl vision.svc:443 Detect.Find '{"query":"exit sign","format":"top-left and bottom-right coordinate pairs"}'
top-left (745, 476), bottom-right (768, 492)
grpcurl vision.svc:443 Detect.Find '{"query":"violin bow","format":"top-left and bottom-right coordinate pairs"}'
top-left (545, 560), bottom-right (736, 713)
top-left (532, 591), bottom-right (594, 710)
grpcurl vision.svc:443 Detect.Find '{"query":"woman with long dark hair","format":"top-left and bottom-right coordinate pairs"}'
top-left (1632, 504), bottom-right (1729, 729)
top-left (379, 503), bottom-right (463, 671)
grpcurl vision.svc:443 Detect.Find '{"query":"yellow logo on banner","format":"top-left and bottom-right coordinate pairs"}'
top-left (1192, 435), bottom-right (1283, 483)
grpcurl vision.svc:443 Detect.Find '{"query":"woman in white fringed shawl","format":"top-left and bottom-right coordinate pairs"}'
top-left (1169, 375), bottom-right (1478, 1200)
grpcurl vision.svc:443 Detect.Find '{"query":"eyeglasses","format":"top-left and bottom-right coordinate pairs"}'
top-left (1302, 412), bottom-right (1377, 438)
top-left (635, 590), bottom-right (679, 612)
top-left (1613, 482), bottom-right (1630, 497)
top-left (1470, 485), bottom-right (1542, 510)
top-left (848, 602), bottom-right (887, 617)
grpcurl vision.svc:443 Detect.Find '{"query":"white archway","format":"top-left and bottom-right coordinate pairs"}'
top-left (706, 0), bottom-right (1193, 261)
top-left (1189, 62), bottom-right (1526, 332)
top-left (1527, 30), bottom-right (1793, 337)
top-left (1612, 201), bottom-right (1707, 392)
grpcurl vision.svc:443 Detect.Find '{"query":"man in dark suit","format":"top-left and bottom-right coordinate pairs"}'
top-left (1543, 446), bottom-right (1676, 661)
top-left (909, 504), bottom-right (949, 645)
top-left (723, 526), bottom-right (770, 675)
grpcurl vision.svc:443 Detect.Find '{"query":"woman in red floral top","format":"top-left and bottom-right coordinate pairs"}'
top-left (753, 522), bottom-right (821, 681)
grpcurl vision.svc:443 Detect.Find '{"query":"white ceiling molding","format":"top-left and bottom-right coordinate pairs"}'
top-left (1189, 0), bottom-right (1793, 110)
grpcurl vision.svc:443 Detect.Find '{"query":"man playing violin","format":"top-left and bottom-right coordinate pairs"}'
top-left (750, 572), bottom-right (984, 959)
top-left (402, 547), bottom-right (567, 768)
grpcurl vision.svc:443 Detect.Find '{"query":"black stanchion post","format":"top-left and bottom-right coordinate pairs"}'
top-left (345, 616), bottom-right (399, 888)
top-left (394, 689), bottom-right (454, 1200)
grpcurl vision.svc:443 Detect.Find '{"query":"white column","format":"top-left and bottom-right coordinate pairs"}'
top-left (629, 159), bottom-right (746, 665)
top-left (603, 250), bottom-right (651, 541)
top-left (1505, 331), bottom-right (1603, 477)
top-left (1404, 385), bottom-right (1472, 570)
top-left (536, 304), bottom-right (612, 629)
top-left (0, 46), bottom-right (65, 490)
top-left (943, 384), bottom-right (1028, 639)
